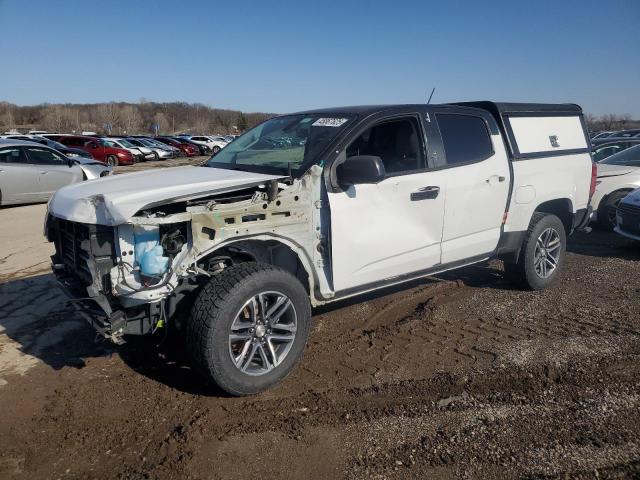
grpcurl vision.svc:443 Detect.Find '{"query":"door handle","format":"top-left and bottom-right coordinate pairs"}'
top-left (486, 175), bottom-right (506, 184)
top-left (410, 186), bottom-right (440, 201)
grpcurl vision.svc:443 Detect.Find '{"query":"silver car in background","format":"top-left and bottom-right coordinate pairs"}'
top-left (127, 138), bottom-right (178, 160)
top-left (0, 140), bottom-right (111, 206)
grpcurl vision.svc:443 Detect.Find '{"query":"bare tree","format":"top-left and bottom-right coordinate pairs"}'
top-left (94, 103), bottom-right (121, 133)
top-left (121, 105), bottom-right (141, 135)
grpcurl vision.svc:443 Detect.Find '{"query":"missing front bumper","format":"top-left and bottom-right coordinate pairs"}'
top-left (55, 273), bottom-right (156, 344)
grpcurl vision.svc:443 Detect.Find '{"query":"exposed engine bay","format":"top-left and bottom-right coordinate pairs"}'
top-left (45, 165), bottom-right (332, 343)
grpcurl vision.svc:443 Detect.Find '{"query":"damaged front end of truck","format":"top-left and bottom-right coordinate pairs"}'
top-left (45, 164), bottom-right (331, 344)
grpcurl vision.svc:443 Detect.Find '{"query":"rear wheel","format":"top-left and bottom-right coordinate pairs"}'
top-left (187, 263), bottom-right (311, 396)
top-left (504, 213), bottom-right (566, 290)
top-left (106, 155), bottom-right (118, 167)
top-left (597, 190), bottom-right (629, 231)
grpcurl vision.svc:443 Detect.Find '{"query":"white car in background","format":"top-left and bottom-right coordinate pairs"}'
top-left (110, 138), bottom-right (156, 162)
top-left (186, 135), bottom-right (227, 154)
top-left (592, 144), bottom-right (640, 229)
top-left (103, 138), bottom-right (147, 163)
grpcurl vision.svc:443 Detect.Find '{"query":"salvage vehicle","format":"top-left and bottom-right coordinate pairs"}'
top-left (591, 144), bottom-right (640, 229)
top-left (45, 102), bottom-right (594, 395)
top-left (614, 187), bottom-right (640, 241)
top-left (0, 139), bottom-right (111, 205)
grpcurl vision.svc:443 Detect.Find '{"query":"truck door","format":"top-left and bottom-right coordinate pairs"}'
top-left (432, 110), bottom-right (511, 264)
top-left (327, 113), bottom-right (448, 293)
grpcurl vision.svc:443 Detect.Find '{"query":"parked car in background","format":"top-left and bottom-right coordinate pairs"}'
top-left (154, 137), bottom-right (198, 157)
top-left (591, 144), bottom-right (640, 229)
top-left (186, 135), bottom-right (226, 154)
top-left (0, 139), bottom-right (111, 205)
top-left (614, 129), bottom-right (640, 138)
top-left (591, 131), bottom-right (616, 140)
top-left (592, 139), bottom-right (640, 162)
top-left (0, 135), bottom-right (93, 159)
top-left (615, 187), bottom-right (640, 241)
top-left (110, 138), bottom-right (155, 161)
top-left (105, 138), bottom-right (150, 163)
top-left (126, 137), bottom-right (177, 160)
top-left (53, 135), bottom-right (135, 166)
top-left (174, 137), bottom-right (211, 155)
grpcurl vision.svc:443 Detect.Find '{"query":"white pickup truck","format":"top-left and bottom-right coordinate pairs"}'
top-left (45, 102), bottom-right (595, 395)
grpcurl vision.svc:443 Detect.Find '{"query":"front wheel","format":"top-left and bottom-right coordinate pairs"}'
top-left (504, 213), bottom-right (566, 290)
top-left (187, 263), bottom-right (311, 396)
top-left (106, 155), bottom-right (118, 167)
top-left (212, 146), bottom-right (221, 155)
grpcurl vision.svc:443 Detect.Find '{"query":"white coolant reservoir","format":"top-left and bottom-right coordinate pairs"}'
top-left (133, 225), bottom-right (169, 276)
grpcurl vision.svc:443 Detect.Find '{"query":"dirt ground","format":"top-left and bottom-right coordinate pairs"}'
top-left (0, 158), bottom-right (639, 479)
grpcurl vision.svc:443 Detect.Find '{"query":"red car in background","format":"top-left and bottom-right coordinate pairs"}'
top-left (53, 135), bottom-right (134, 166)
top-left (155, 137), bottom-right (198, 157)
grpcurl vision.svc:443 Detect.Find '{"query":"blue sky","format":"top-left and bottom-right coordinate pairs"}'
top-left (0, 0), bottom-right (638, 116)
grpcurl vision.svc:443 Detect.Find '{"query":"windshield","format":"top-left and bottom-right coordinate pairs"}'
top-left (204, 114), bottom-right (353, 175)
top-left (118, 139), bottom-right (135, 147)
top-left (139, 139), bottom-right (159, 147)
top-left (600, 144), bottom-right (640, 167)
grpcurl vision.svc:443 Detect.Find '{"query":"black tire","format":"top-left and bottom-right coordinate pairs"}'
top-left (187, 262), bottom-right (311, 396)
top-left (106, 155), bottom-right (118, 167)
top-left (504, 213), bottom-right (566, 291)
top-left (152, 151), bottom-right (159, 162)
top-left (212, 146), bottom-right (221, 155)
top-left (596, 190), bottom-right (629, 231)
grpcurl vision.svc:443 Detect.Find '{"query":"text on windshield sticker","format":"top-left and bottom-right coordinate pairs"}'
top-left (312, 118), bottom-right (348, 127)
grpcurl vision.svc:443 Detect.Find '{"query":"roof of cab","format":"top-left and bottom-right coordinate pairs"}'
top-left (290, 101), bottom-right (582, 117)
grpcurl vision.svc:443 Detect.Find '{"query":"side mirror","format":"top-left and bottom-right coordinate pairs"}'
top-left (337, 155), bottom-right (386, 186)
top-left (68, 158), bottom-right (74, 168)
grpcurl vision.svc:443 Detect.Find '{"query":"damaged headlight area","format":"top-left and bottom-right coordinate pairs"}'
top-left (47, 214), bottom-right (194, 343)
top-left (110, 221), bottom-right (190, 296)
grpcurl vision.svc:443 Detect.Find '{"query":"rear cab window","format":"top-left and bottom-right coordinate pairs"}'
top-left (436, 113), bottom-right (494, 166)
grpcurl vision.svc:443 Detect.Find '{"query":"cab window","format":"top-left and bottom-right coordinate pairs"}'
top-left (346, 117), bottom-right (426, 175)
top-left (436, 113), bottom-right (493, 165)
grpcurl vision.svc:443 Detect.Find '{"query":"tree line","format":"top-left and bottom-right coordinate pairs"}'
top-left (0, 101), bottom-right (274, 135)
top-left (0, 101), bottom-right (637, 135)
top-left (584, 113), bottom-right (640, 133)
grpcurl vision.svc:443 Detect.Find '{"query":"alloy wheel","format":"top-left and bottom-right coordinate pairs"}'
top-left (228, 291), bottom-right (297, 376)
top-left (534, 227), bottom-right (561, 279)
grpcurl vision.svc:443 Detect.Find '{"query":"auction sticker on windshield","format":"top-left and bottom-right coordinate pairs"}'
top-left (312, 118), bottom-right (349, 127)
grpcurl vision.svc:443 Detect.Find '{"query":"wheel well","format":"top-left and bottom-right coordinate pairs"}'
top-left (600, 188), bottom-right (633, 209)
top-left (534, 199), bottom-right (573, 233)
top-left (197, 240), bottom-right (311, 294)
